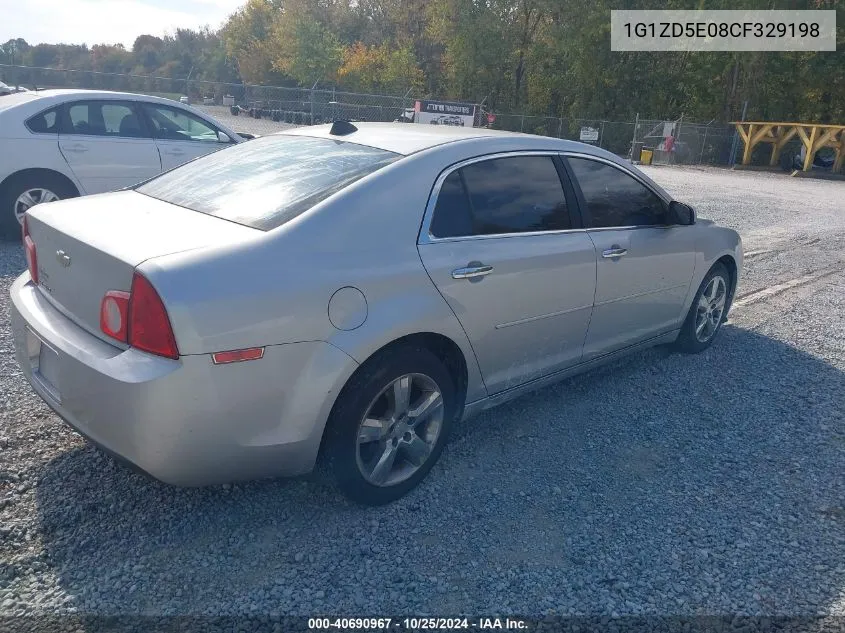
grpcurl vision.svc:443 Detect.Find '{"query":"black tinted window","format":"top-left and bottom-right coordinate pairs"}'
top-left (137, 135), bottom-right (399, 231)
top-left (436, 156), bottom-right (570, 237)
top-left (26, 107), bottom-right (60, 134)
top-left (430, 172), bottom-right (473, 238)
top-left (568, 158), bottom-right (666, 228)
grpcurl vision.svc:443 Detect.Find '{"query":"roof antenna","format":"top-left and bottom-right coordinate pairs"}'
top-left (329, 120), bottom-right (357, 136)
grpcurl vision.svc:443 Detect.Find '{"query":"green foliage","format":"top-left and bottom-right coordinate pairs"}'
top-left (2, 0), bottom-right (843, 122)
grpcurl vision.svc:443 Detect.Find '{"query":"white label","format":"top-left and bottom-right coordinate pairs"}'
top-left (580, 127), bottom-right (600, 142)
top-left (611, 10), bottom-right (836, 51)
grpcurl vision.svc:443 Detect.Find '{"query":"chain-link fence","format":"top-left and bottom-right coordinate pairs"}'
top-left (490, 113), bottom-right (735, 166)
top-left (0, 64), bottom-right (420, 137)
top-left (1, 64), bottom-right (739, 166)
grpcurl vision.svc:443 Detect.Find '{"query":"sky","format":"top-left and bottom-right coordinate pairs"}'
top-left (0, 0), bottom-right (245, 50)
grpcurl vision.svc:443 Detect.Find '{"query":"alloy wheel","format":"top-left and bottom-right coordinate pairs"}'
top-left (695, 275), bottom-right (727, 343)
top-left (355, 373), bottom-right (444, 487)
top-left (15, 188), bottom-right (59, 225)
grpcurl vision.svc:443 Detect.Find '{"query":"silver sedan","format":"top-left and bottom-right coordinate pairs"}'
top-left (10, 122), bottom-right (742, 505)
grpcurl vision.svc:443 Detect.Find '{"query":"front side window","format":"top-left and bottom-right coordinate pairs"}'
top-left (26, 107), bottom-right (61, 134)
top-left (65, 101), bottom-right (147, 138)
top-left (429, 155), bottom-right (572, 238)
top-left (567, 157), bottom-right (666, 228)
top-left (143, 104), bottom-right (219, 142)
top-left (136, 135), bottom-right (399, 231)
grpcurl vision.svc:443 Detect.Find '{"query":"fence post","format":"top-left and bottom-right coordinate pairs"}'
top-left (598, 121), bottom-right (605, 148)
top-left (729, 100), bottom-right (748, 166)
top-left (631, 113), bottom-right (639, 157)
top-left (699, 123), bottom-right (710, 164)
top-left (402, 87), bottom-right (412, 120)
top-left (310, 80), bottom-right (319, 125)
top-left (520, 114), bottom-right (525, 132)
top-left (557, 117), bottom-right (563, 138)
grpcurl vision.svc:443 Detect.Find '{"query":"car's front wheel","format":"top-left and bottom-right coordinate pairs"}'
top-left (674, 262), bottom-right (731, 353)
top-left (325, 344), bottom-right (456, 505)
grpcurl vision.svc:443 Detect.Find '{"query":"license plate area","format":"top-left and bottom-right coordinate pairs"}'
top-left (27, 327), bottom-right (62, 402)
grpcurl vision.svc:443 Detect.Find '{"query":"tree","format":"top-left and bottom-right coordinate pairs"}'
top-left (271, 11), bottom-right (344, 85)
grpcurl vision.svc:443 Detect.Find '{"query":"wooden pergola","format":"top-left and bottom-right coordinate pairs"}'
top-left (732, 121), bottom-right (845, 173)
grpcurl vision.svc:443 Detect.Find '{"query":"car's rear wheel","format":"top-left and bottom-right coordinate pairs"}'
top-left (674, 263), bottom-right (730, 353)
top-left (0, 172), bottom-right (78, 240)
top-left (325, 345), bottom-right (456, 505)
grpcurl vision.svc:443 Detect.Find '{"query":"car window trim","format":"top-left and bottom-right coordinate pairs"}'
top-left (418, 150), bottom-right (582, 245)
top-left (559, 152), bottom-right (680, 231)
top-left (59, 99), bottom-right (152, 139)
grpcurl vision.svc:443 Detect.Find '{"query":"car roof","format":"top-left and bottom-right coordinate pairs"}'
top-left (282, 121), bottom-right (619, 158)
top-left (0, 89), bottom-right (203, 115)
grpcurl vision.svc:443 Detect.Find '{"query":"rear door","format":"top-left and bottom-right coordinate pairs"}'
top-left (141, 103), bottom-right (232, 170)
top-left (417, 153), bottom-right (596, 395)
top-left (563, 155), bottom-right (696, 359)
top-left (58, 100), bottom-right (161, 194)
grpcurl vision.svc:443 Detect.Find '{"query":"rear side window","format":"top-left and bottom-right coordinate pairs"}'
top-left (26, 107), bottom-right (61, 134)
top-left (429, 172), bottom-right (473, 238)
top-left (136, 135), bottom-right (399, 231)
top-left (64, 101), bottom-right (147, 138)
top-left (429, 155), bottom-right (572, 238)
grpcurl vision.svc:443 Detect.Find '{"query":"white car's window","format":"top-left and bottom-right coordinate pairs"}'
top-left (25, 107), bottom-right (61, 134)
top-left (143, 104), bottom-right (219, 142)
top-left (430, 156), bottom-right (572, 238)
top-left (567, 157), bottom-right (667, 228)
top-left (65, 101), bottom-right (147, 138)
top-left (136, 135), bottom-right (400, 231)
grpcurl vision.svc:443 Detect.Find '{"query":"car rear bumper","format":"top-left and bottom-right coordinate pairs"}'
top-left (10, 273), bottom-right (359, 486)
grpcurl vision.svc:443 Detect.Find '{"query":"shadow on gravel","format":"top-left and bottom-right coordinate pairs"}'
top-left (33, 325), bottom-right (845, 617)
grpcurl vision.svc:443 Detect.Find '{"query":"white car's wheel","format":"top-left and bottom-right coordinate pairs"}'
top-left (1, 173), bottom-right (78, 240)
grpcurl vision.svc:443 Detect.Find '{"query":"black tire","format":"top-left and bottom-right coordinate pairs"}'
top-left (674, 263), bottom-right (731, 354)
top-left (0, 172), bottom-right (78, 241)
top-left (324, 344), bottom-right (457, 506)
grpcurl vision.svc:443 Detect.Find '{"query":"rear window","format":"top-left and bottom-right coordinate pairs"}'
top-left (136, 135), bottom-right (400, 230)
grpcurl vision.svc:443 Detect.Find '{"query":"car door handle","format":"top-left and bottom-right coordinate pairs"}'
top-left (602, 247), bottom-right (628, 259)
top-left (165, 149), bottom-right (185, 155)
top-left (452, 264), bottom-right (493, 279)
top-left (60, 144), bottom-right (88, 153)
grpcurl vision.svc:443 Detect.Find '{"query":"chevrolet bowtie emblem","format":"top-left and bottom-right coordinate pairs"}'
top-left (56, 250), bottom-right (71, 267)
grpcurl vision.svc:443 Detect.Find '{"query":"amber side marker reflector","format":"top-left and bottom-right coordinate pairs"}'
top-left (212, 347), bottom-right (265, 365)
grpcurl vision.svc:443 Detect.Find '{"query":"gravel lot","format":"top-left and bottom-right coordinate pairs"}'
top-left (1, 166), bottom-right (844, 626)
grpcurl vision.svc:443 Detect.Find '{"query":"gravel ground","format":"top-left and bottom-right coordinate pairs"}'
top-left (1, 166), bottom-right (845, 625)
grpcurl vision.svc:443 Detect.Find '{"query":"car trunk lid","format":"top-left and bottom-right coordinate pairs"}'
top-left (25, 190), bottom-right (258, 346)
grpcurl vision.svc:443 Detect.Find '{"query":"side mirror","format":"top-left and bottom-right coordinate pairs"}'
top-left (668, 201), bottom-right (696, 226)
top-left (217, 131), bottom-right (232, 144)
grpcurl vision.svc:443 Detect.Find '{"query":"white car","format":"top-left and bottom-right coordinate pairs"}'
top-left (0, 82), bottom-right (29, 96)
top-left (0, 89), bottom-right (243, 238)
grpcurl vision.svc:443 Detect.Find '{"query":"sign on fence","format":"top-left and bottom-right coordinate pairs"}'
top-left (414, 100), bottom-right (476, 127)
top-left (579, 126), bottom-right (600, 142)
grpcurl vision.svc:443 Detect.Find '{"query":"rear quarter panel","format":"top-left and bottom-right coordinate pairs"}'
top-left (139, 145), bottom-right (506, 406)
top-left (0, 97), bottom-right (83, 192)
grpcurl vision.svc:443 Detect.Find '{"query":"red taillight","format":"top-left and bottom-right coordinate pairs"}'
top-left (22, 217), bottom-right (38, 285)
top-left (127, 272), bottom-right (179, 359)
top-left (100, 290), bottom-right (130, 342)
